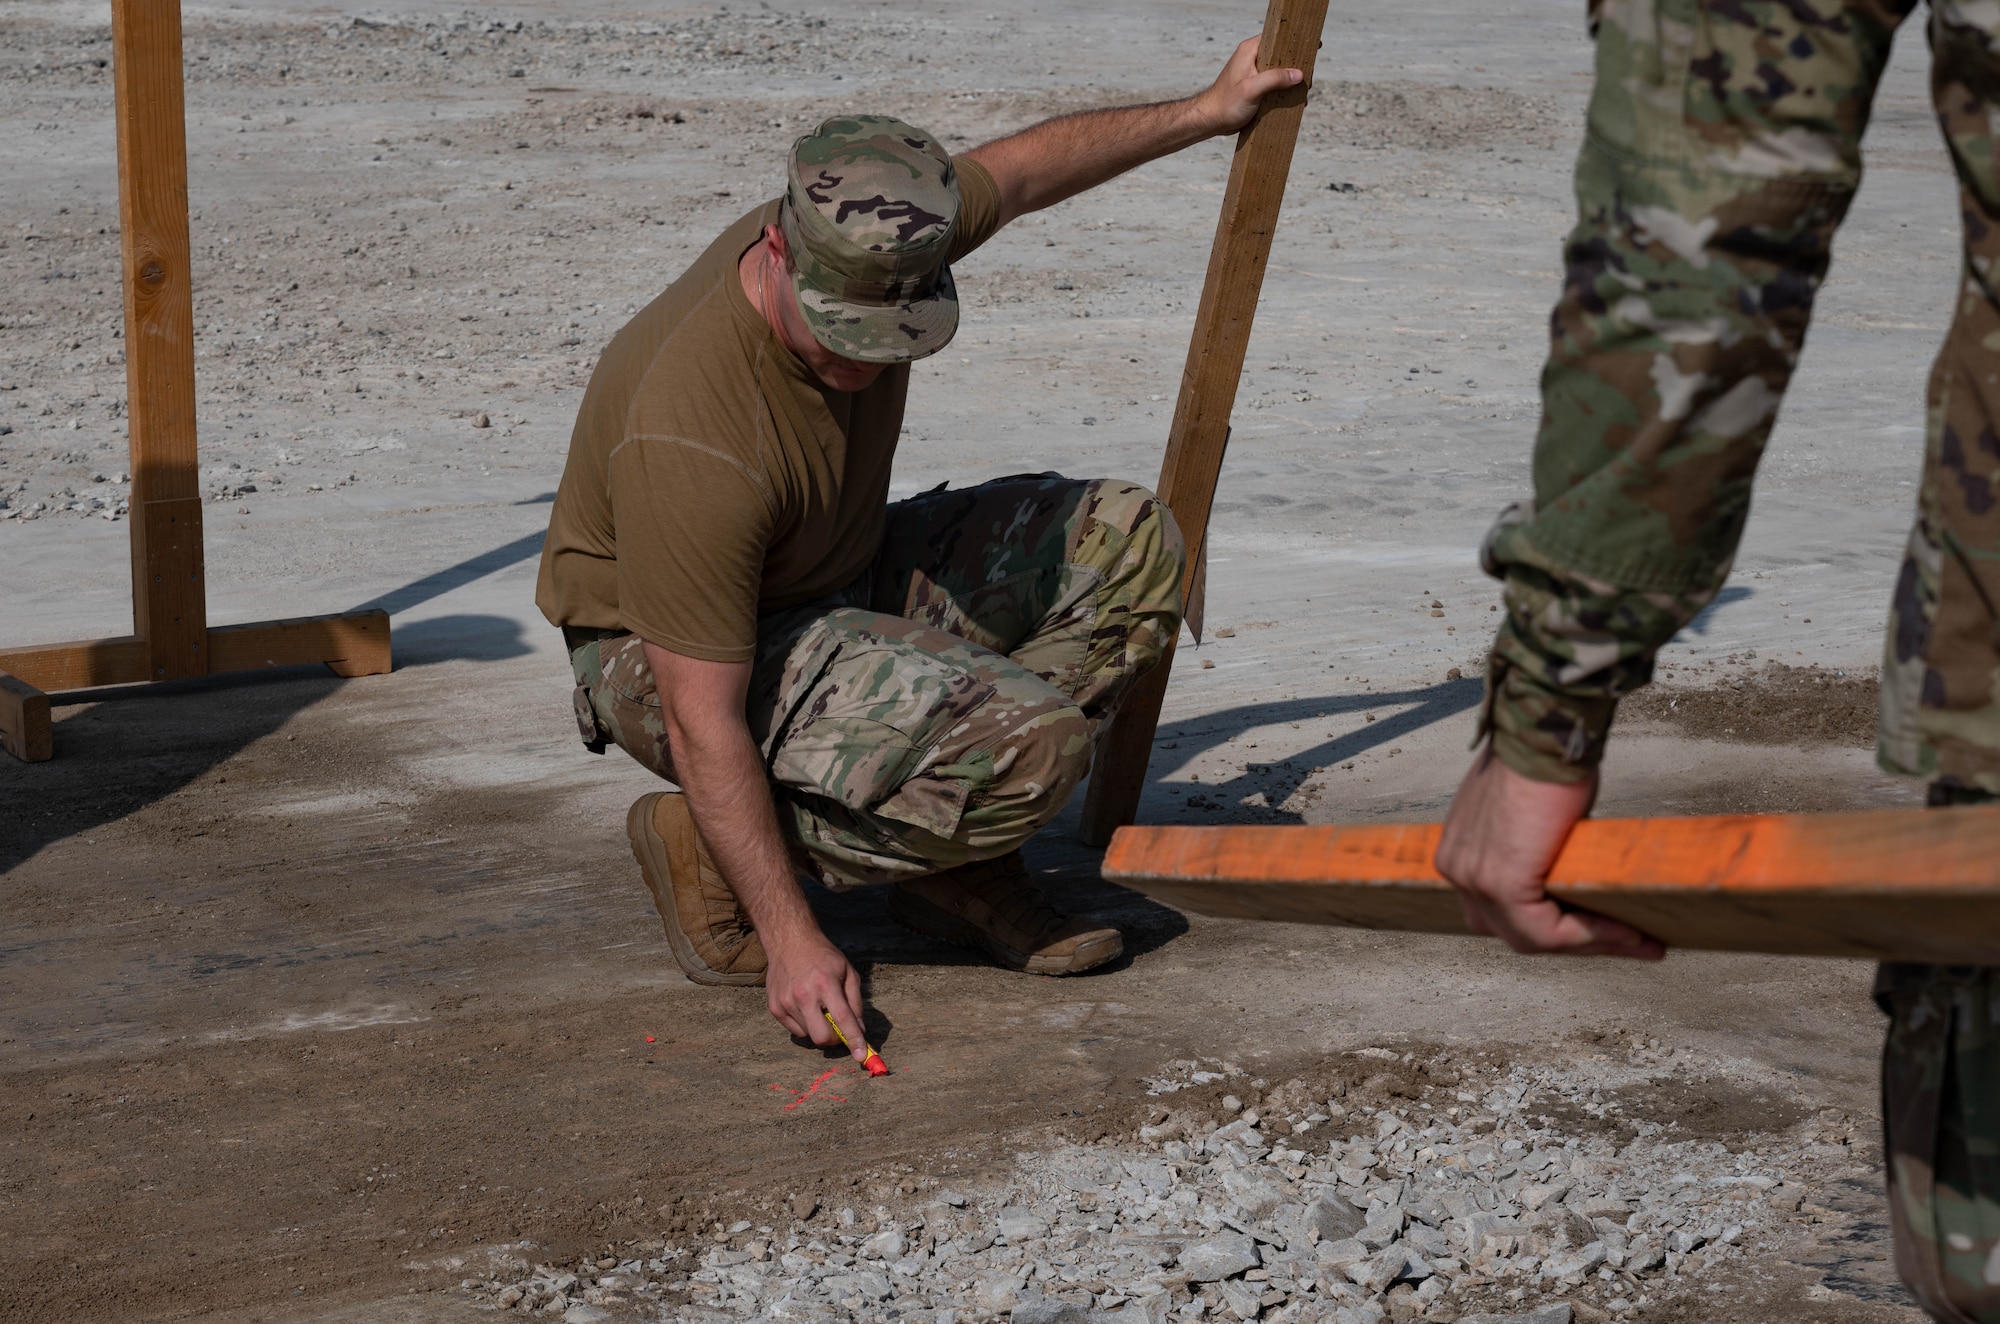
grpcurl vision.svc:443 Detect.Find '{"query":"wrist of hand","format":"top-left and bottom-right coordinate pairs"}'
top-left (758, 913), bottom-right (834, 958)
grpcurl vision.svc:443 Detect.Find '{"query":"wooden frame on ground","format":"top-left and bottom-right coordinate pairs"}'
top-left (0, 0), bottom-right (389, 763)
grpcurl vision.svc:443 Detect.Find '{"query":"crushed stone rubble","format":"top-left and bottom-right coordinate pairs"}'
top-left (453, 1040), bottom-right (1868, 1323)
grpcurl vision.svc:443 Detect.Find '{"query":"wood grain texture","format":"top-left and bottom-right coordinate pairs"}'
top-left (0, 673), bottom-right (54, 763)
top-left (112, 0), bottom-right (207, 675)
top-left (137, 496), bottom-right (206, 679)
top-left (1080, 650), bottom-right (1175, 845)
top-left (1101, 812), bottom-right (2000, 963)
top-left (1081, 0), bottom-right (1329, 845)
top-left (0, 8), bottom-right (396, 763)
top-left (207, 610), bottom-right (392, 677)
top-left (0, 610), bottom-right (391, 695)
top-left (0, 637), bottom-right (151, 692)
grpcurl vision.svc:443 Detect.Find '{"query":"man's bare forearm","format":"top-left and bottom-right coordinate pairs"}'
top-left (962, 35), bottom-right (1303, 227)
top-left (666, 717), bottom-right (819, 939)
top-left (641, 643), bottom-right (816, 945)
top-left (965, 98), bottom-right (1209, 222)
top-left (641, 640), bottom-right (865, 1051)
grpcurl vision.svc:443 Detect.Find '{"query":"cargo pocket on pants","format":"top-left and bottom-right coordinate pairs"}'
top-left (572, 683), bottom-right (608, 754)
top-left (763, 619), bottom-right (997, 844)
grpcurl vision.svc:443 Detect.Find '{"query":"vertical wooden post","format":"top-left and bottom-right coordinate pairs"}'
top-left (1081, 0), bottom-right (1330, 846)
top-left (111, 0), bottom-right (207, 682)
top-left (0, 0), bottom-right (394, 764)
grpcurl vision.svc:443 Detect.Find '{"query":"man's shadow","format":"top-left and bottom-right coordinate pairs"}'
top-left (814, 675), bottom-right (1484, 977)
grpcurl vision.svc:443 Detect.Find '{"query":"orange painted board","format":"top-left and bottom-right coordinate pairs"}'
top-left (1100, 809), bottom-right (2000, 963)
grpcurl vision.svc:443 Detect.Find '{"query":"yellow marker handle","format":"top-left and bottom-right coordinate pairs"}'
top-left (823, 1009), bottom-right (876, 1058)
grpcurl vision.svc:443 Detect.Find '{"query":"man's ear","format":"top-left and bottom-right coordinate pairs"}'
top-left (764, 222), bottom-right (790, 268)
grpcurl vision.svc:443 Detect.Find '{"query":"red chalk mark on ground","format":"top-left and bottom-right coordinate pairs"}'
top-left (770, 1061), bottom-right (887, 1111)
top-left (777, 1067), bottom-right (845, 1112)
top-left (645, 1036), bottom-right (655, 1043)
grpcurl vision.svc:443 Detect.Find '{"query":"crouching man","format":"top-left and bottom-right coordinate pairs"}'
top-left (535, 38), bottom-right (1303, 1055)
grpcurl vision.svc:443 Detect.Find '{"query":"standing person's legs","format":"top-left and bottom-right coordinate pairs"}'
top-left (1880, 3), bottom-right (2000, 797)
top-left (1878, 946), bottom-right (2000, 1323)
top-left (1464, 4), bottom-right (2000, 1317)
top-left (1872, 16), bottom-right (2000, 1310)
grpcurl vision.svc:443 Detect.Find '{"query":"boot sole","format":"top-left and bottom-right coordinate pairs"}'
top-left (887, 887), bottom-right (1123, 976)
top-left (626, 793), bottom-right (765, 987)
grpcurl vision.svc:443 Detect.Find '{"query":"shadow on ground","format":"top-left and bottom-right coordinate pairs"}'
top-left (1152, 676), bottom-right (1485, 823)
top-left (0, 526), bottom-right (551, 874)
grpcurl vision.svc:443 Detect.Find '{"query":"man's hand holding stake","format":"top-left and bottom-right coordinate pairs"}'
top-left (1434, 746), bottom-right (1665, 961)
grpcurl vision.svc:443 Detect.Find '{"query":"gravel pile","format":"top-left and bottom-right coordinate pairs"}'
top-left (451, 1042), bottom-right (1863, 1323)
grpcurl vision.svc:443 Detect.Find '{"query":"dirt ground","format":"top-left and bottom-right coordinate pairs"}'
top-left (0, 0), bottom-right (1968, 1321)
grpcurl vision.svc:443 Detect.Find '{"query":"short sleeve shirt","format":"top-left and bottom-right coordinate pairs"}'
top-left (534, 156), bottom-right (1002, 661)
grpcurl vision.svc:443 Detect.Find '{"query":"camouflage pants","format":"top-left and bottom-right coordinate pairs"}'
top-left (1876, 785), bottom-right (2000, 1322)
top-left (1881, 958), bottom-right (2000, 1322)
top-left (568, 474), bottom-right (1183, 888)
top-left (1480, 0), bottom-right (2000, 791)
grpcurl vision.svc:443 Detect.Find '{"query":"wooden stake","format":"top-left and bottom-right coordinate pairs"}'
top-left (113, 0), bottom-right (207, 682)
top-left (1080, 0), bottom-right (1330, 845)
top-left (1101, 811), bottom-right (2000, 963)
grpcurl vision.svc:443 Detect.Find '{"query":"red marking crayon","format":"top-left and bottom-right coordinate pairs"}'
top-left (823, 1010), bottom-right (891, 1077)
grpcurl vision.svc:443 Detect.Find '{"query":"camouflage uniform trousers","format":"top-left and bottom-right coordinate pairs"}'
top-left (1468, 3), bottom-right (2000, 1316)
top-left (568, 473), bottom-right (1184, 890)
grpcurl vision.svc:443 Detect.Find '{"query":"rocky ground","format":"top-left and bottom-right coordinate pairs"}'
top-left (437, 1041), bottom-right (1895, 1324)
top-left (0, 1), bottom-right (1962, 1322)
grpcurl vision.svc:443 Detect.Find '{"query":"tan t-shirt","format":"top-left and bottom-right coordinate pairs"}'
top-left (534, 158), bottom-right (1002, 663)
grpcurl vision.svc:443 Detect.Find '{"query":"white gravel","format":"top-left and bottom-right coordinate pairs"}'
top-left (450, 1040), bottom-right (1877, 1323)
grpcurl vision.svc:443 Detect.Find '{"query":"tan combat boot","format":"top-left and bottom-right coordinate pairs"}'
top-left (625, 792), bottom-right (767, 986)
top-left (889, 851), bottom-right (1123, 975)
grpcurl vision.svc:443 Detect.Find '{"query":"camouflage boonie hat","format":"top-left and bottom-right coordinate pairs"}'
top-left (781, 115), bottom-right (961, 364)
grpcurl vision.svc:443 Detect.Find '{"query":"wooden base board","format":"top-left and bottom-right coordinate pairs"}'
top-left (1101, 808), bottom-right (2000, 964)
top-left (0, 609), bottom-right (391, 761)
top-left (206, 609), bottom-right (391, 679)
top-left (0, 672), bottom-right (53, 763)
top-left (0, 609), bottom-right (391, 694)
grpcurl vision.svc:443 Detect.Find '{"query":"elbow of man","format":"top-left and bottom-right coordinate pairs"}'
top-left (652, 691), bottom-right (760, 791)
top-left (659, 695), bottom-right (744, 755)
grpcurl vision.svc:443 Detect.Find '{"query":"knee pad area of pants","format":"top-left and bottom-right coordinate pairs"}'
top-left (955, 702), bottom-right (1092, 839)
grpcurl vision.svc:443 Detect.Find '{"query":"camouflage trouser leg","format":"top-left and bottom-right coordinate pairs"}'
top-left (1479, 0), bottom-right (1917, 781)
top-left (1879, 953), bottom-right (2000, 1323)
top-left (767, 474), bottom-right (1183, 887)
top-left (571, 474), bottom-right (1183, 888)
top-left (1877, 7), bottom-right (2000, 793)
top-left (867, 473), bottom-right (1185, 730)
